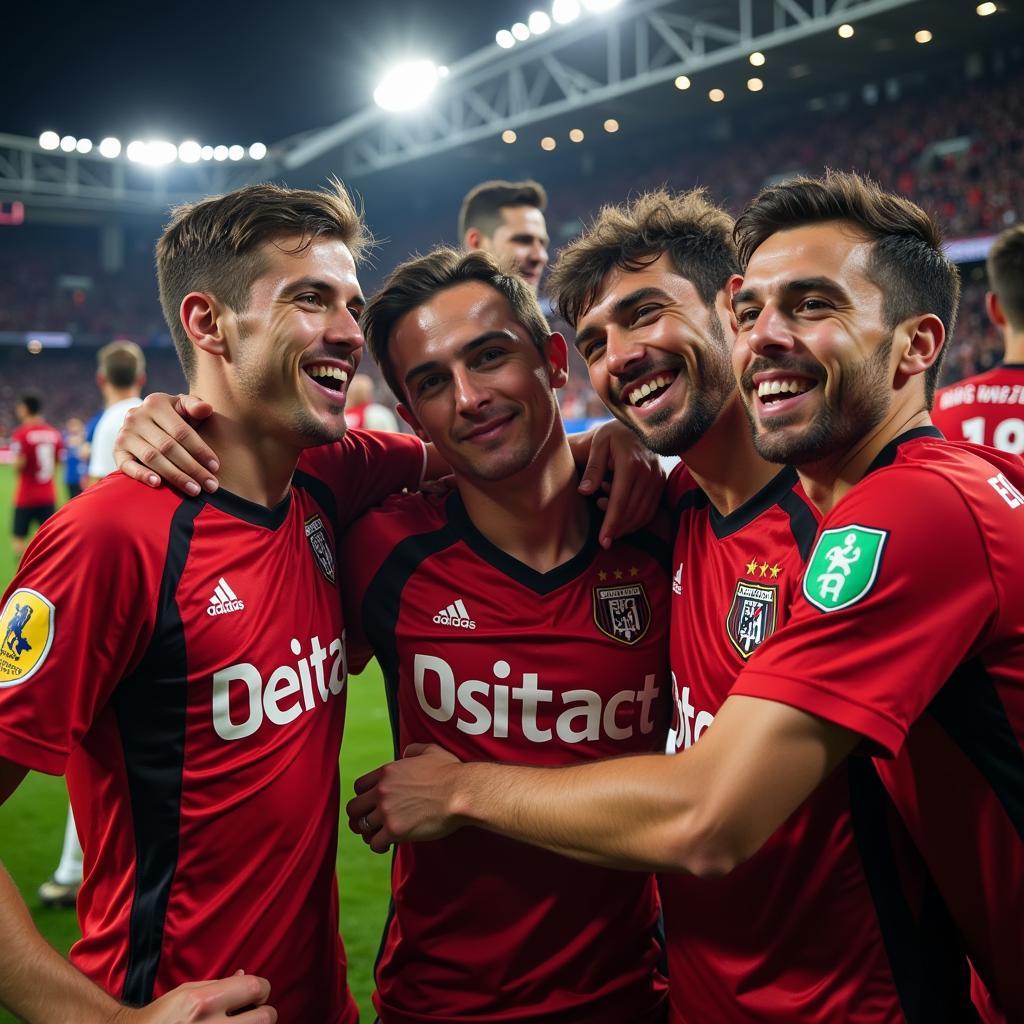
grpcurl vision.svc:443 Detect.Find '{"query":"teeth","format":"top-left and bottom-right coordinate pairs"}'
top-left (308, 365), bottom-right (349, 383)
top-left (757, 378), bottom-right (812, 399)
top-left (628, 374), bottom-right (674, 407)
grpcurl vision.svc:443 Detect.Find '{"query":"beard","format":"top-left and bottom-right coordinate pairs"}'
top-left (745, 335), bottom-right (893, 466)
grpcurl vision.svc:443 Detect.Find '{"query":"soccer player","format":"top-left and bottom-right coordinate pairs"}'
top-left (348, 188), bottom-right (981, 1022)
top-left (0, 181), bottom-right (430, 1022)
top-left (87, 340), bottom-right (147, 485)
top-left (459, 180), bottom-right (549, 293)
top-left (9, 393), bottom-right (64, 560)
top-left (343, 373), bottom-right (399, 431)
top-left (932, 223), bottom-right (1024, 452)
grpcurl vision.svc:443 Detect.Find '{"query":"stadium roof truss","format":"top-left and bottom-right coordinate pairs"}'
top-left (281, 0), bottom-right (924, 176)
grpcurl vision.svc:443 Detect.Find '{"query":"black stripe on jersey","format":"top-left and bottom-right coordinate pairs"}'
top-left (360, 520), bottom-right (464, 756)
top-left (203, 485), bottom-right (291, 530)
top-left (708, 467), bottom-right (800, 539)
top-left (619, 529), bottom-right (672, 576)
top-left (778, 488), bottom-right (818, 562)
top-left (929, 657), bottom-right (1024, 839)
top-left (846, 758), bottom-right (975, 1023)
top-left (293, 469), bottom-right (339, 537)
top-left (672, 487), bottom-right (709, 520)
top-left (866, 427), bottom-right (944, 474)
top-left (114, 497), bottom-right (203, 1005)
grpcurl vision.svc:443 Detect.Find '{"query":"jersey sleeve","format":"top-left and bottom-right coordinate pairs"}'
top-left (0, 497), bottom-right (162, 774)
top-left (730, 467), bottom-right (997, 757)
top-left (298, 428), bottom-right (426, 530)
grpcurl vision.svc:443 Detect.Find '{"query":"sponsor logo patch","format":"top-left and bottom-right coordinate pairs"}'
top-left (0, 588), bottom-right (55, 687)
top-left (593, 583), bottom-right (651, 645)
top-left (304, 514), bottom-right (336, 585)
top-left (726, 580), bottom-right (778, 658)
top-left (804, 525), bottom-right (888, 612)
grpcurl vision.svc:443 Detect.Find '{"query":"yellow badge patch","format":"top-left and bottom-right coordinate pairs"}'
top-left (0, 588), bottom-right (55, 687)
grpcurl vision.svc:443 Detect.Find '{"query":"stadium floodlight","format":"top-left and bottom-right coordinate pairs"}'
top-left (541, 136), bottom-right (556, 150)
top-left (39, 131), bottom-right (60, 150)
top-left (178, 140), bottom-right (202, 163)
top-left (674, 75), bottom-right (691, 90)
top-left (914, 29), bottom-right (932, 43)
top-left (213, 145), bottom-right (229, 161)
top-left (76, 138), bottom-right (93, 154)
top-left (977, 1), bottom-right (997, 13)
top-left (569, 128), bottom-right (584, 142)
top-left (749, 52), bottom-right (766, 67)
top-left (552, 0), bottom-right (581, 24)
top-left (528, 11), bottom-right (551, 34)
top-left (126, 140), bottom-right (147, 162)
top-left (502, 129), bottom-right (517, 143)
top-left (249, 142), bottom-right (268, 160)
top-left (374, 59), bottom-right (446, 112)
top-left (496, 29), bottom-right (515, 48)
top-left (581, 0), bottom-right (621, 11)
top-left (838, 23), bottom-right (854, 38)
top-left (200, 145), bottom-right (215, 160)
top-left (708, 88), bottom-right (725, 102)
top-left (228, 144), bottom-right (245, 160)
top-left (747, 77), bottom-right (764, 92)
top-left (603, 118), bottom-right (619, 132)
top-left (60, 135), bottom-right (77, 153)
top-left (98, 137), bottom-right (121, 158)
top-left (146, 141), bottom-right (178, 165)
top-left (511, 22), bottom-right (531, 41)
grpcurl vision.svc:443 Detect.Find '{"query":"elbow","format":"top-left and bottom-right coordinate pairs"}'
top-left (665, 814), bottom-right (760, 879)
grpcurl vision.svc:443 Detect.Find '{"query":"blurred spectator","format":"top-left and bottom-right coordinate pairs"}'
top-left (344, 374), bottom-right (399, 432)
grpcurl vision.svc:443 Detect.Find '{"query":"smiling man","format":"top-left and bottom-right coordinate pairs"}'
top-left (0, 182), bottom-right (428, 1023)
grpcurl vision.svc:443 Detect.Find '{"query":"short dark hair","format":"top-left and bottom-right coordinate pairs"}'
top-left (98, 339), bottom-right (146, 388)
top-left (547, 188), bottom-right (740, 328)
top-left (734, 170), bottom-right (960, 406)
top-left (362, 247), bottom-right (550, 400)
top-left (19, 392), bottom-right (41, 415)
top-left (987, 224), bottom-right (1024, 331)
top-left (458, 180), bottom-right (548, 240)
top-left (156, 180), bottom-right (370, 383)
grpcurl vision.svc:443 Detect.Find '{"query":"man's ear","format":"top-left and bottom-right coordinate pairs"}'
top-left (986, 291), bottom-right (1007, 330)
top-left (895, 313), bottom-right (945, 384)
top-left (181, 292), bottom-right (229, 358)
top-left (464, 227), bottom-right (486, 252)
top-left (545, 332), bottom-right (569, 390)
top-left (397, 402), bottom-right (429, 443)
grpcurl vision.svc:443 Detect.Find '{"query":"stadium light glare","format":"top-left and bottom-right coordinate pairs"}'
top-left (249, 142), bottom-right (268, 160)
top-left (674, 75), bottom-right (691, 90)
top-left (27, 339), bottom-right (43, 355)
top-left (213, 145), bottom-right (229, 161)
top-left (541, 136), bottom-right (556, 151)
top-left (39, 131), bottom-right (60, 150)
top-left (178, 140), bottom-right (202, 163)
top-left (837, 23), bottom-right (854, 38)
top-left (529, 11), bottom-right (551, 34)
top-left (914, 29), bottom-right (932, 43)
top-left (141, 141), bottom-right (178, 166)
top-left (98, 137), bottom-right (121, 158)
top-left (511, 22), bottom-right (530, 41)
top-left (551, 0), bottom-right (581, 24)
top-left (200, 145), bottom-right (215, 160)
top-left (977, 1), bottom-right (997, 13)
top-left (374, 59), bottom-right (445, 112)
top-left (496, 29), bottom-right (516, 48)
top-left (126, 140), bottom-right (147, 162)
top-left (502, 129), bottom-right (517, 143)
top-left (569, 128), bottom-right (584, 142)
top-left (581, 0), bottom-right (621, 11)
top-left (60, 135), bottom-right (77, 153)
top-left (708, 88), bottom-right (725, 102)
top-left (228, 145), bottom-right (245, 161)
top-left (747, 77), bottom-right (764, 92)
top-left (603, 118), bottom-right (619, 132)
top-left (75, 138), bottom-right (93, 154)
top-left (749, 51), bottom-right (766, 67)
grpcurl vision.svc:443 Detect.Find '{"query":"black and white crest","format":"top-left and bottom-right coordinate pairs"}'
top-left (593, 583), bottom-right (651, 646)
top-left (726, 580), bottom-right (778, 659)
top-left (304, 514), bottom-right (336, 586)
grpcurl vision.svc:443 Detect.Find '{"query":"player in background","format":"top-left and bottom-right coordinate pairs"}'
top-left (344, 373), bottom-right (399, 431)
top-left (9, 393), bottom-right (64, 561)
top-left (0, 179), bottom-right (438, 1023)
top-left (87, 340), bottom-right (147, 485)
top-left (349, 190), bottom-right (973, 1023)
top-left (460, 180), bottom-right (549, 293)
top-left (63, 418), bottom-right (87, 499)
top-left (932, 223), bottom-right (1024, 452)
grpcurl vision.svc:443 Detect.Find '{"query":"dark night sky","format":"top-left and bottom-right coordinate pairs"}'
top-left (3, 1), bottom-right (513, 147)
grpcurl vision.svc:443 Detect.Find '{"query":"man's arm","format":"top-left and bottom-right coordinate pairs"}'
top-left (0, 760), bottom-right (276, 1023)
top-left (348, 694), bottom-right (859, 875)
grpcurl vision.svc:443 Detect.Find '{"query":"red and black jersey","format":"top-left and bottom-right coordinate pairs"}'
top-left (734, 428), bottom-right (1024, 1021)
top-left (342, 490), bottom-right (671, 1024)
top-left (0, 429), bottom-right (424, 1024)
top-left (932, 364), bottom-right (1024, 453)
top-left (10, 421), bottom-right (64, 507)
top-left (662, 463), bottom-right (972, 1024)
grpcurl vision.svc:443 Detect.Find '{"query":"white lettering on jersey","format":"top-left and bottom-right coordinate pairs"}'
top-left (988, 472), bottom-right (1024, 510)
top-left (412, 653), bottom-right (659, 743)
top-left (211, 633), bottom-right (347, 741)
top-left (667, 672), bottom-right (716, 753)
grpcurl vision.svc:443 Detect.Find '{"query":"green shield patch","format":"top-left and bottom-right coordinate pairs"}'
top-left (803, 525), bottom-right (888, 612)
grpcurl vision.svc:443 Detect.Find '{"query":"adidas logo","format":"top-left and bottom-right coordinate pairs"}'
top-left (433, 598), bottom-right (476, 630)
top-left (673, 563), bottom-right (683, 596)
top-left (207, 577), bottom-right (245, 617)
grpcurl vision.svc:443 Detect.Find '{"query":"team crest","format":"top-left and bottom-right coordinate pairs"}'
top-left (304, 514), bottom-right (336, 585)
top-left (593, 583), bottom-right (651, 646)
top-left (726, 580), bottom-right (778, 659)
top-left (0, 588), bottom-right (55, 687)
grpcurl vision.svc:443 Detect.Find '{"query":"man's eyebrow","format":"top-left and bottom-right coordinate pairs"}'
top-left (509, 233), bottom-right (549, 245)
top-left (403, 330), bottom-right (516, 385)
top-left (733, 277), bottom-right (848, 308)
top-left (575, 286), bottom-right (674, 346)
top-left (282, 277), bottom-right (366, 307)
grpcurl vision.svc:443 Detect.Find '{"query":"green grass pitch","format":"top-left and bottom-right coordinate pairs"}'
top-left (0, 462), bottom-right (394, 1022)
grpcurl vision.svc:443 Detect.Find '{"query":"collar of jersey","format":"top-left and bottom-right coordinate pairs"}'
top-left (707, 465), bottom-right (799, 540)
top-left (865, 425), bottom-right (944, 475)
top-left (445, 489), bottom-right (602, 596)
top-left (199, 485), bottom-right (292, 530)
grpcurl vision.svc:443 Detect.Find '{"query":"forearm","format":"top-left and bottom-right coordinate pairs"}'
top-left (0, 863), bottom-right (124, 1023)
